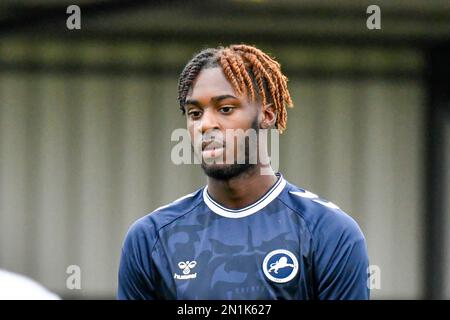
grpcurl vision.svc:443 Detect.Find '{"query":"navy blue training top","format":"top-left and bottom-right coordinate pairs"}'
top-left (117, 173), bottom-right (370, 300)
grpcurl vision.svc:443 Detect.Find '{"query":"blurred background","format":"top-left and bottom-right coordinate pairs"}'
top-left (0, 0), bottom-right (449, 299)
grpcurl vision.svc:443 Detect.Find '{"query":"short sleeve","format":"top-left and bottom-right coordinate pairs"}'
top-left (313, 210), bottom-right (370, 300)
top-left (117, 219), bottom-right (158, 300)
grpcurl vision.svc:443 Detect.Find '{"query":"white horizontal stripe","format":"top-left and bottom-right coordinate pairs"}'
top-left (154, 192), bottom-right (196, 212)
top-left (203, 176), bottom-right (286, 218)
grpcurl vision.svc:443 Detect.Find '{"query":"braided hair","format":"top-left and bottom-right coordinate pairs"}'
top-left (177, 44), bottom-right (294, 133)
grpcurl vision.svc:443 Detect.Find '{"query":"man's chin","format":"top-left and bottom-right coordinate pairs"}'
top-left (201, 163), bottom-right (256, 181)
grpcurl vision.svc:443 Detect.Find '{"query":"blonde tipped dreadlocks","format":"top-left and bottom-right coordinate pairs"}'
top-left (177, 44), bottom-right (294, 133)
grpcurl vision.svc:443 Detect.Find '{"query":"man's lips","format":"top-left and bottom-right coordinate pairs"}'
top-left (201, 140), bottom-right (225, 160)
top-left (202, 140), bottom-right (224, 151)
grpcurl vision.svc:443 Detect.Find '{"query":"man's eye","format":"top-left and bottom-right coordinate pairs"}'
top-left (220, 106), bottom-right (234, 114)
top-left (188, 111), bottom-right (202, 119)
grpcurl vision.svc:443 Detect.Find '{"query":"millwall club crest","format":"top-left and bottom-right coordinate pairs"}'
top-left (262, 249), bottom-right (299, 283)
top-left (174, 260), bottom-right (197, 280)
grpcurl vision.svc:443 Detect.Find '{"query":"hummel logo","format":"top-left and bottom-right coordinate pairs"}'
top-left (174, 260), bottom-right (197, 280)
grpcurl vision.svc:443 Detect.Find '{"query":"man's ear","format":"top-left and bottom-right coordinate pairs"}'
top-left (260, 103), bottom-right (277, 129)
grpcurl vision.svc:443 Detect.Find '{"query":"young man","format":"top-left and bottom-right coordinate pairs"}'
top-left (117, 44), bottom-right (369, 300)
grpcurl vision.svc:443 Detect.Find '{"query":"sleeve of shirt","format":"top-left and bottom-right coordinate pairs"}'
top-left (312, 209), bottom-right (370, 300)
top-left (117, 218), bottom-right (158, 300)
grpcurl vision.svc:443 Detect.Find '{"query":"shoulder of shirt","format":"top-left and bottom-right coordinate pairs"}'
top-left (122, 187), bottom-right (204, 250)
top-left (278, 181), bottom-right (366, 244)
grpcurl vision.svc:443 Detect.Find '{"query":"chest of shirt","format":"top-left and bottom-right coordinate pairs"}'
top-left (151, 212), bottom-right (313, 299)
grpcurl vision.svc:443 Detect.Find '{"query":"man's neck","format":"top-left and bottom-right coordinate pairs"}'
top-left (206, 166), bottom-right (278, 210)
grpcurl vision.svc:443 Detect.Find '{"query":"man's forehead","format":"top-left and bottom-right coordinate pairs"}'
top-left (187, 67), bottom-right (236, 100)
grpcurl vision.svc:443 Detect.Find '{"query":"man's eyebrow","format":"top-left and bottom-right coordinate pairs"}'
top-left (184, 99), bottom-right (201, 107)
top-left (185, 94), bottom-right (238, 107)
top-left (211, 94), bottom-right (238, 103)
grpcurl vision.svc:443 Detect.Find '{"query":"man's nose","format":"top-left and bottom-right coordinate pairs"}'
top-left (200, 109), bottom-right (220, 134)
